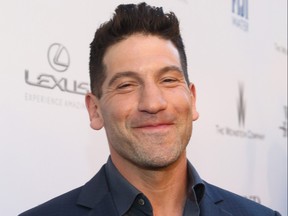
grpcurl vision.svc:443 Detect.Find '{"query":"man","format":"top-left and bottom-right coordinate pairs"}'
top-left (20, 2), bottom-right (281, 216)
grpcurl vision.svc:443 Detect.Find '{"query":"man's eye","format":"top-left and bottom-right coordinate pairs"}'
top-left (118, 83), bottom-right (132, 89)
top-left (162, 78), bottom-right (177, 83)
top-left (116, 82), bottom-right (138, 91)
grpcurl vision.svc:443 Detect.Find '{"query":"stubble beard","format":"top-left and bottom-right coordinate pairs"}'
top-left (113, 132), bottom-right (189, 170)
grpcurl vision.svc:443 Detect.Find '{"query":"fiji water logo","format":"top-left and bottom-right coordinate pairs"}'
top-left (232, 0), bottom-right (249, 32)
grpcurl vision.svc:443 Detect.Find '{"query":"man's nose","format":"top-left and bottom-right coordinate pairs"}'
top-left (137, 84), bottom-right (168, 114)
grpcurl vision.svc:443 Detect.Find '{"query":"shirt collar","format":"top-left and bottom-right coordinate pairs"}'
top-left (187, 160), bottom-right (205, 204)
top-left (105, 157), bottom-right (205, 215)
top-left (105, 157), bottom-right (141, 215)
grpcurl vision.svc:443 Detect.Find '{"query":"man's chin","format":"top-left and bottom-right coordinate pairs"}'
top-left (132, 155), bottom-right (181, 171)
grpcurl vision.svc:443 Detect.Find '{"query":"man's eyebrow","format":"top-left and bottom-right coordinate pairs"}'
top-left (108, 71), bottom-right (139, 87)
top-left (158, 65), bottom-right (184, 75)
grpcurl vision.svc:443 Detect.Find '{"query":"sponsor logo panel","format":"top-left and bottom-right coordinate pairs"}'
top-left (24, 43), bottom-right (89, 109)
top-left (216, 83), bottom-right (265, 140)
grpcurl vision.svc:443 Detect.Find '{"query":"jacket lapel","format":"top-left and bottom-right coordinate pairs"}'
top-left (200, 182), bottom-right (233, 216)
top-left (200, 195), bottom-right (233, 216)
top-left (76, 165), bottom-right (118, 216)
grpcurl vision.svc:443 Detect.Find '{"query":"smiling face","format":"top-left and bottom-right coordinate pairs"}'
top-left (86, 34), bottom-right (198, 170)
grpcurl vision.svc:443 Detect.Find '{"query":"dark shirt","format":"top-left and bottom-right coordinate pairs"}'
top-left (105, 158), bottom-right (205, 216)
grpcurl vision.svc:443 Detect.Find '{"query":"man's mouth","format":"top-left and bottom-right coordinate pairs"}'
top-left (133, 122), bottom-right (174, 132)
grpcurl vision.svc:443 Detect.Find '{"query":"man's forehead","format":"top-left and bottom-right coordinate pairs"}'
top-left (103, 34), bottom-right (180, 63)
top-left (103, 34), bottom-right (181, 73)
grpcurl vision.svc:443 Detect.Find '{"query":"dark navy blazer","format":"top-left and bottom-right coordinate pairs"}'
top-left (19, 164), bottom-right (281, 216)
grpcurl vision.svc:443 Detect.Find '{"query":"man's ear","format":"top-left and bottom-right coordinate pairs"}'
top-left (189, 83), bottom-right (199, 121)
top-left (85, 93), bottom-right (104, 130)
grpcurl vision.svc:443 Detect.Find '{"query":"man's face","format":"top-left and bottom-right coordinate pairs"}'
top-left (86, 34), bottom-right (198, 169)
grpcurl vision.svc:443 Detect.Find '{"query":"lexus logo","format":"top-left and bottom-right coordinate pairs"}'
top-left (47, 43), bottom-right (70, 72)
top-left (237, 83), bottom-right (246, 127)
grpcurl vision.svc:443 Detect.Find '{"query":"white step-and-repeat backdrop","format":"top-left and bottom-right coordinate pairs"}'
top-left (0, 0), bottom-right (287, 215)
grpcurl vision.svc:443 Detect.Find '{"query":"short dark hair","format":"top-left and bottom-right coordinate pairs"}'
top-left (89, 2), bottom-right (189, 98)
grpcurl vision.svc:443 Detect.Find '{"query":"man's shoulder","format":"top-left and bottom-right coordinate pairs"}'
top-left (19, 165), bottom-right (109, 216)
top-left (203, 182), bottom-right (281, 216)
top-left (19, 187), bottom-right (86, 216)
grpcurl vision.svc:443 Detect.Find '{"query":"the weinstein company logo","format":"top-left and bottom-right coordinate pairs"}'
top-left (232, 0), bottom-right (249, 32)
top-left (25, 43), bottom-right (89, 95)
top-left (279, 106), bottom-right (287, 137)
top-left (216, 83), bottom-right (265, 140)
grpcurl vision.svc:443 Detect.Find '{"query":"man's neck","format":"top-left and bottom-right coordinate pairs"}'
top-left (111, 152), bottom-right (188, 215)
